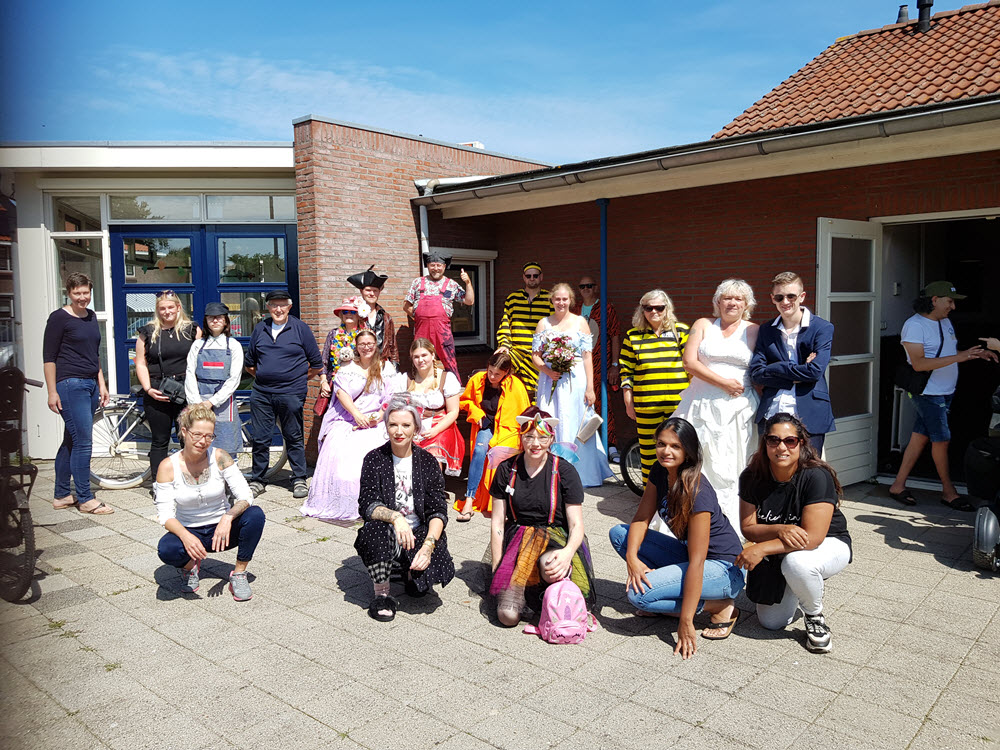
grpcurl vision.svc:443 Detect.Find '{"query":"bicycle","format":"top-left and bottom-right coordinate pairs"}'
top-left (90, 389), bottom-right (287, 489)
top-left (0, 367), bottom-right (40, 603)
top-left (620, 437), bottom-right (645, 496)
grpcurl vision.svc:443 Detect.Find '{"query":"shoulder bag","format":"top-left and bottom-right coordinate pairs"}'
top-left (894, 320), bottom-right (943, 397)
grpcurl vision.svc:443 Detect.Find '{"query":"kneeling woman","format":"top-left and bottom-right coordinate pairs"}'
top-left (610, 418), bottom-right (745, 659)
top-left (488, 407), bottom-right (596, 626)
top-left (737, 413), bottom-right (851, 654)
top-left (354, 395), bottom-right (455, 621)
top-left (155, 404), bottom-right (265, 601)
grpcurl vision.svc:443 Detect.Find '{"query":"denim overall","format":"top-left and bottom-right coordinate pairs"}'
top-left (195, 339), bottom-right (243, 456)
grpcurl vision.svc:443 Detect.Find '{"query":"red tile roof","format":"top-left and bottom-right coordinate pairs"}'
top-left (714, 1), bottom-right (1000, 139)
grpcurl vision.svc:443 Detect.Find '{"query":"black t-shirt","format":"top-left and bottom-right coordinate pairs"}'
top-left (738, 465), bottom-right (851, 552)
top-left (490, 454), bottom-right (583, 529)
top-left (139, 323), bottom-right (197, 380)
top-left (43, 309), bottom-right (102, 381)
top-left (650, 463), bottom-right (743, 563)
top-left (481, 382), bottom-right (501, 431)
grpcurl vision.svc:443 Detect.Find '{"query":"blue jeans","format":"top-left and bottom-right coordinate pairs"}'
top-left (55, 377), bottom-right (99, 503)
top-left (250, 388), bottom-right (305, 483)
top-left (609, 523), bottom-right (745, 614)
top-left (464, 428), bottom-right (493, 497)
top-left (157, 506), bottom-right (266, 567)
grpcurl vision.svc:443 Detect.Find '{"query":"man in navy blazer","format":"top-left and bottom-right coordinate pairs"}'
top-left (749, 272), bottom-right (835, 453)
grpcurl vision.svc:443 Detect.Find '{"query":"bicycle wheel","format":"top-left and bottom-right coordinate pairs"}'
top-left (236, 401), bottom-right (287, 480)
top-left (0, 480), bottom-right (35, 603)
top-left (90, 403), bottom-right (152, 489)
top-left (622, 438), bottom-right (645, 497)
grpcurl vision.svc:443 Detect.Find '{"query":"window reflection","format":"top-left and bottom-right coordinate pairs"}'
top-left (220, 292), bottom-right (266, 336)
top-left (56, 237), bottom-right (105, 311)
top-left (123, 238), bottom-right (193, 284)
top-left (124, 292), bottom-right (194, 339)
top-left (109, 195), bottom-right (201, 221)
top-left (218, 238), bottom-right (286, 283)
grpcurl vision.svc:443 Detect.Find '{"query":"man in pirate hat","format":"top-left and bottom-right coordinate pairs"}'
top-left (402, 251), bottom-right (474, 377)
top-left (347, 265), bottom-right (398, 364)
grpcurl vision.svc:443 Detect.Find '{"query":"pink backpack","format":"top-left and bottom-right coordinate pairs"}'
top-left (523, 579), bottom-right (598, 645)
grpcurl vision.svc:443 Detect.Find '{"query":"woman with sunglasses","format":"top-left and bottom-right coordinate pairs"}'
top-left (155, 403), bottom-right (264, 601)
top-left (455, 349), bottom-right (530, 520)
top-left (355, 394), bottom-right (454, 621)
top-left (609, 417), bottom-right (745, 658)
top-left (316, 297), bottom-right (365, 417)
top-left (619, 289), bottom-right (690, 485)
top-left (185, 302), bottom-right (244, 456)
top-left (488, 407), bottom-right (596, 626)
top-left (135, 291), bottom-right (201, 479)
top-left (302, 328), bottom-right (397, 524)
top-left (737, 413), bottom-right (851, 653)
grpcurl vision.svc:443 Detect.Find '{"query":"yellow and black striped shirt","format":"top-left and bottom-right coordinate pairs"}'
top-left (497, 288), bottom-right (552, 392)
top-left (619, 323), bottom-right (691, 412)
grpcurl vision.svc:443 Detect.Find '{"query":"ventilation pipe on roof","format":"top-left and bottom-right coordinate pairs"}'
top-left (896, 5), bottom-right (909, 23)
top-left (917, 0), bottom-right (932, 32)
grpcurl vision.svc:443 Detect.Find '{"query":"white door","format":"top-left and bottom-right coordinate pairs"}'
top-left (816, 217), bottom-right (882, 486)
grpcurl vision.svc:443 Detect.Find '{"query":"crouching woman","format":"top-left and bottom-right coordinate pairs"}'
top-left (354, 394), bottom-right (455, 621)
top-left (155, 403), bottom-right (265, 601)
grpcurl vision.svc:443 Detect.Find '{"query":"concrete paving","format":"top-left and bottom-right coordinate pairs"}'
top-left (2, 463), bottom-right (999, 750)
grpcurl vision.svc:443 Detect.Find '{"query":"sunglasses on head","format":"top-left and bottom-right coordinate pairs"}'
top-left (765, 435), bottom-right (802, 449)
top-left (643, 304), bottom-right (666, 313)
top-left (579, 283), bottom-right (595, 289)
top-left (772, 293), bottom-right (800, 303)
top-left (156, 290), bottom-right (176, 298)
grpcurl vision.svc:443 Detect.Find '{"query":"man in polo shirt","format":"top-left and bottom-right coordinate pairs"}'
top-left (749, 271), bottom-right (835, 453)
top-left (245, 290), bottom-right (322, 499)
top-left (497, 262), bottom-right (553, 398)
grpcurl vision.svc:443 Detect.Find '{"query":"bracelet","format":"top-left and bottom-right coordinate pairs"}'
top-left (423, 536), bottom-right (437, 549)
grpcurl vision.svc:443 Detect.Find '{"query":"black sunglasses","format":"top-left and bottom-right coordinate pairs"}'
top-left (765, 435), bottom-right (802, 449)
top-left (156, 289), bottom-right (176, 298)
top-left (772, 293), bottom-right (801, 303)
top-left (579, 283), bottom-right (595, 289)
top-left (643, 304), bottom-right (666, 313)
top-left (524, 273), bottom-right (540, 279)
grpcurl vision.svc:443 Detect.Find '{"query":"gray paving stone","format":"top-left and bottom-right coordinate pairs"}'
top-left (702, 695), bottom-right (810, 750)
top-left (735, 670), bottom-right (837, 722)
top-left (815, 693), bottom-right (923, 747)
top-left (350, 705), bottom-right (459, 748)
top-left (907, 720), bottom-right (998, 750)
top-left (48, 518), bottom-right (100, 534)
top-left (469, 703), bottom-right (575, 750)
top-left (62, 526), bottom-right (119, 542)
top-left (2, 715), bottom-right (110, 749)
top-left (585, 699), bottom-right (692, 747)
top-left (840, 666), bottom-right (944, 719)
top-left (28, 584), bottom-right (99, 614)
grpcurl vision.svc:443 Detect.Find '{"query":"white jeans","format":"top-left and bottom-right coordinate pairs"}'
top-left (756, 536), bottom-right (851, 629)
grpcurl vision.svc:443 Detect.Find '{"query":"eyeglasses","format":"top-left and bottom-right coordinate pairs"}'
top-left (765, 435), bottom-right (801, 449)
top-left (156, 290), bottom-right (176, 298)
top-left (521, 434), bottom-right (551, 445)
top-left (356, 341), bottom-right (377, 349)
top-left (772, 293), bottom-right (801, 303)
top-left (579, 283), bottom-right (595, 289)
top-left (524, 273), bottom-right (540, 279)
top-left (186, 430), bottom-right (216, 443)
top-left (643, 305), bottom-right (666, 313)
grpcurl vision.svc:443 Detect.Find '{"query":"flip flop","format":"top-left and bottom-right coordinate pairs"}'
top-left (78, 501), bottom-right (114, 515)
top-left (456, 510), bottom-right (474, 522)
top-left (701, 610), bottom-right (740, 640)
top-left (941, 497), bottom-right (975, 512)
top-left (889, 490), bottom-right (917, 507)
top-left (52, 496), bottom-right (76, 510)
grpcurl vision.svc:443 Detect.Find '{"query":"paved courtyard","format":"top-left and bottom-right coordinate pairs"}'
top-left (2, 463), bottom-right (999, 750)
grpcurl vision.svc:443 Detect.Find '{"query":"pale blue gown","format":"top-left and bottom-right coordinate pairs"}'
top-left (533, 328), bottom-right (614, 488)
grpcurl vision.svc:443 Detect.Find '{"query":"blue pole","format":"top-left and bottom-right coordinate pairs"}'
top-left (596, 198), bottom-right (610, 454)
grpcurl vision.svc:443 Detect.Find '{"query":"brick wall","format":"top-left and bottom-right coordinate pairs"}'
top-left (294, 119), bottom-right (543, 455)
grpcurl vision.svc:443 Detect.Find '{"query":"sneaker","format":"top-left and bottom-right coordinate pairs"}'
top-left (292, 479), bottom-right (308, 499)
top-left (248, 481), bottom-right (265, 499)
top-left (229, 571), bottom-right (253, 601)
top-left (804, 612), bottom-right (832, 653)
top-left (179, 563), bottom-right (200, 593)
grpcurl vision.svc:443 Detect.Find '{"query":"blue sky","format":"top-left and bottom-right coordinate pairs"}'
top-left (0, 1), bottom-right (964, 164)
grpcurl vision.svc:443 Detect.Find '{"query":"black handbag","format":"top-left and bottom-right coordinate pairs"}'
top-left (746, 555), bottom-right (787, 605)
top-left (894, 320), bottom-right (943, 397)
top-left (156, 338), bottom-right (188, 406)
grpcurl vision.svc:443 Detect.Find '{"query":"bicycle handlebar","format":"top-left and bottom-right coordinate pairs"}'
top-left (25, 378), bottom-right (43, 388)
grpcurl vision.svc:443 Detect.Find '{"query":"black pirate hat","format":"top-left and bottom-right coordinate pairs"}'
top-left (347, 265), bottom-right (389, 290)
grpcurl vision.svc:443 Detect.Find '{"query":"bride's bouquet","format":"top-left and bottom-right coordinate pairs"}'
top-left (539, 332), bottom-right (580, 389)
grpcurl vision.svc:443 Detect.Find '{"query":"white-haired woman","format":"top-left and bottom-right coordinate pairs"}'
top-left (619, 290), bottom-right (690, 484)
top-left (673, 279), bottom-right (759, 534)
top-left (354, 394), bottom-right (454, 621)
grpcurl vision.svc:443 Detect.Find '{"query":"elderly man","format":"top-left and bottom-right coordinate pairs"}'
top-left (889, 281), bottom-right (996, 511)
top-left (403, 251), bottom-right (474, 377)
top-left (497, 262), bottom-right (552, 398)
top-left (348, 265), bottom-right (398, 364)
top-left (245, 290), bottom-right (322, 499)
top-left (575, 274), bottom-right (622, 459)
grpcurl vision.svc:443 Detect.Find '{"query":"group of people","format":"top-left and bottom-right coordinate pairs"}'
top-left (42, 261), bottom-right (991, 655)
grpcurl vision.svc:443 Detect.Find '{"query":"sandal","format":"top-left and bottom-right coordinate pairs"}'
top-left (52, 496), bottom-right (76, 510)
top-left (456, 507), bottom-right (474, 522)
top-left (701, 610), bottom-right (739, 640)
top-left (889, 489), bottom-right (917, 507)
top-left (368, 594), bottom-right (397, 622)
top-left (941, 497), bottom-right (975, 512)
top-left (78, 501), bottom-right (114, 515)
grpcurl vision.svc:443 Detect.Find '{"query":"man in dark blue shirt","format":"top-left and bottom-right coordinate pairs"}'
top-left (245, 290), bottom-right (322, 498)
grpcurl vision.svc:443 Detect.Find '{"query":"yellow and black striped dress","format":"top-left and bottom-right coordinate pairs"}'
top-left (497, 288), bottom-right (552, 397)
top-left (619, 322), bottom-right (691, 484)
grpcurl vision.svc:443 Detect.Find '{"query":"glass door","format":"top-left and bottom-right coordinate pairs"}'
top-left (816, 217), bottom-right (882, 485)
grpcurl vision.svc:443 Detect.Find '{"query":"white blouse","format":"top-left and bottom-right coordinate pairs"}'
top-left (406, 370), bottom-right (462, 412)
top-left (154, 448), bottom-right (254, 527)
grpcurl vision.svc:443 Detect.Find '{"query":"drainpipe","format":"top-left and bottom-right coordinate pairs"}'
top-left (419, 179), bottom-right (440, 258)
top-left (596, 198), bottom-right (610, 453)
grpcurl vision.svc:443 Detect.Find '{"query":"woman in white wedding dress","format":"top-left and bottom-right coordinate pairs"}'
top-left (674, 279), bottom-right (759, 535)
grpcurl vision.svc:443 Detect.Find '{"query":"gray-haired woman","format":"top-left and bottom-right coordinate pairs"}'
top-left (353, 394), bottom-right (455, 621)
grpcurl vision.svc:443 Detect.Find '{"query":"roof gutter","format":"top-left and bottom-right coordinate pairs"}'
top-left (413, 97), bottom-right (1000, 206)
